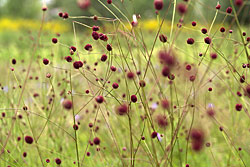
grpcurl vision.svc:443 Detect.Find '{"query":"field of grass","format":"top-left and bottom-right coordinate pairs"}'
top-left (0, 0), bottom-right (250, 167)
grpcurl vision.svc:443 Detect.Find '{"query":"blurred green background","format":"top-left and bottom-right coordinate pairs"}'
top-left (0, 0), bottom-right (249, 24)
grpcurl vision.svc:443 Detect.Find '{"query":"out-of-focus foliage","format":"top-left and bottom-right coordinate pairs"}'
top-left (0, 0), bottom-right (249, 24)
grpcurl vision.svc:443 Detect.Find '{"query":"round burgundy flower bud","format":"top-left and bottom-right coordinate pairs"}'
top-left (70, 46), bottom-right (77, 52)
top-left (62, 99), bottom-right (72, 110)
top-left (84, 44), bottom-right (92, 51)
top-left (93, 137), bottom-right (101, 145)
top-left (73, 124), bottom-right (79, 130)
top-left (100, 34), bottom-right (108, 41)
top-left (107, 44), bottom-right (112, 51)
top-left (73, 61), bottom-right (83, 69)
top-left (110, 66), bottom-right (117, 72)
top-left (154, 0), bottom-right (164, 11)
top-left (190, 75), bottom-right (196, 82)
top-left (139, 80), bottom-right (146, 87)
top-left (101, 54), bottom-right (107, 62)
top-left (63, 12), bottom-right (69, 19)
top-left (92, 31), bottom-right (99, 40)
top-left (78, 0), bottom-right (91, 9)
top-left (92, 26), bottom-right (100, 31)
top-left (95, 96), bottom-right (104, 103)
top-left (65, 56), bottom-right (72, 62)
top-left (159, 34), bottom-right (167, 43)
top-left (220, 27), bottom-right (225, 33)
top-left (116, 104), bottom-right (128, 115)
top-left (192, 21), bottom-right (196, 26)
top-left (177, 3), bottom-right (187, 14)
top-left (210, 53), bottom-right (217, 59)
top-left (235, 104), bottom-right (242, 111)
top-left (24, 136), bottom-right (33, 144)
top-left (43, 58), bottom-right (49, 65)
top-left (187, 38), bottom-right (195, 45)
top-left (204, 37), bottom-right (211, 44)
top-left (226, 7), bottom-right (232, 14)
top-left (216, 4), bottom-right (221, 9)
top-left (162, 66), bottom-right (170, 77)
top-left (55, 158), bottom-right (61, 165)
top-left (151, 131), bottom-right (158, 138)
top-left (127, 71), bottom-right (135, 79)
top-left (52, 38), bottom-right (58, 44)
top-left (235, 0), bottom-right (243, 6)
top-left (131, 95), bottom-right (137, 103)
top-left (107, 0), bottom-right (112, 4)
top-left (201, 28), bottom-right (207, 34)
top-left (58, 12), bottom-right (63, 17)
top-left (112, 82), bottom-right (119, 89)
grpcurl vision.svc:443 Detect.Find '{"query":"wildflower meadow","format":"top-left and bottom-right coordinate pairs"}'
top-left (0, 0), bottom-right (250, 166)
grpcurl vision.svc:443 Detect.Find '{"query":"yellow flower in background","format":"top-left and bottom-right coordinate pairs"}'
top-left (0, 18), bottom-right (70, 33)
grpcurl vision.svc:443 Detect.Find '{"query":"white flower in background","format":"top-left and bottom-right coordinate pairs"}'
top-left (151, 102), bottom-right (158, 110)
top-left (132, 14), bottom-right (138, 27)
top-left (60, 98), bottom-right (65, 104)
top-left (3, 86), bottom-right (8, 93)
top-left (157, 133), bottom-right (162, 142)
top-left (75, 114), bottom-right (80, 122)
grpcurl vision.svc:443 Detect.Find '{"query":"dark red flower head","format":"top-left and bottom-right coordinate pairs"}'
top-left (107, 0), bottom-right (112, 4)
top-left (107, 44), bottom-right (112, 51)
top-left (235, 0), bottom-right (243, 6)
top-left (95, 96), bottom-right (104, 103)
top-left (101, 54), bottom-right (107, 62)
top-left (187, 38), bottom-right (195, 45)
top-left (235, 104), bottom-right (242, 111)
top-left (116, 104), bottom-right (128, 115)
top-left (177, 3), bottom-right (187, 14)
top-left (63, 12), bottom-right (69, 19)
top-left (93, 137), bottom-right (101, 145)
top-left (154, 0), bottom-right (164, 11)
top-left (25, 136), bottom-right (33, 144)
top-left (43, 58), bottom-right (49, 65)
top-left (52, 38), bottom-right (58, 44)
top-left (62, 99), bottom-right (72, 110)
top-left (159, 34), bottom-right (167, 43)
top-left (204, 37), bottom-right (211, 44)
top-left (92, 31), bottom-right (99, 40)
top-left (226, 7), bottom-right (232, 14)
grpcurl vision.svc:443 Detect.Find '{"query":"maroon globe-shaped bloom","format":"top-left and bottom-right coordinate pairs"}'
top-left (154, 0), bottom-right (164, 11)
top-left (25, 136), bottom-right (33, 144)
top-left (95, 96), bottom-right (104, 103)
